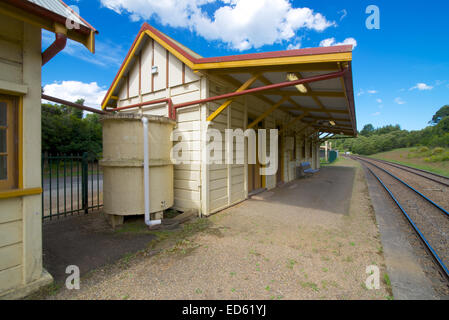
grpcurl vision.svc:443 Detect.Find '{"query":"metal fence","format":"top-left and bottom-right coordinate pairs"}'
top-left (41, 153), bottom-right (103, 221)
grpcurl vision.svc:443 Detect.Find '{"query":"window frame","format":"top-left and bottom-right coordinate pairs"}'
top-left (0, 95), bottom-right (19, 191)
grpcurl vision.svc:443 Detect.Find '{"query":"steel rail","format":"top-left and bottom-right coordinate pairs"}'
top-left (364, 165), bottom-right (449, 280)
top-left (362, 156), bottom-right (449, 188)
top-left (354, 156), bottom-right (449, 219)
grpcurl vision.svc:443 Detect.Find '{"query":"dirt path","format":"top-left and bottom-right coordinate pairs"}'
top-left (46, 158), bottom-right (390, 300)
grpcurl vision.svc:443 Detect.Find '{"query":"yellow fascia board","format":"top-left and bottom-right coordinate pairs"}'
top-left (102, 30), bottom-right (196, 109)
top-left (193, 52), bottom-right (352, 70)
top-left (143, 30), bottom-right (195, 70)
top-left (102, 31), bottom-right (147, 109)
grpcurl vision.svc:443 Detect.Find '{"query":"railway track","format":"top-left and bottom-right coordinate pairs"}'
top-left (357, 156), bottom-right (449, 188)
top-left (352, 156), bottom-right (449, 281)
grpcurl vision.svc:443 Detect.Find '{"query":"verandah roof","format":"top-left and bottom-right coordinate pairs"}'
top-left (102, 23), bottom-right (356, 137)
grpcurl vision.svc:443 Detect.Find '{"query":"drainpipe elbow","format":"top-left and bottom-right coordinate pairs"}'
top-left (42, 33), bottom-right (67, 66)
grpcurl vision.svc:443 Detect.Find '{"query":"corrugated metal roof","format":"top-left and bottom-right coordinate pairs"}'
top-left (27, 0), bottom-right (88, 29)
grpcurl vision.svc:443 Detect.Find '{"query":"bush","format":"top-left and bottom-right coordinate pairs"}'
top-left (333, 110), bottom-right (449, 156)
top-left (432, 147), bottom-right (444, 155)
top-left (418, 146), bottom-right (429, 153)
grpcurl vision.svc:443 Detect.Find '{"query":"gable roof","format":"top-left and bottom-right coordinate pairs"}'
top-left (102, 22), bottom-right (353, 109)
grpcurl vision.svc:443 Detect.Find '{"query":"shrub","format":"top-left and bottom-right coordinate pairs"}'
top-left (432, 147), bottom-right (444, 155)
top-left (424, 157), bottom-right (431, 162)
top-left (418, 146), bottom-right (429, 153)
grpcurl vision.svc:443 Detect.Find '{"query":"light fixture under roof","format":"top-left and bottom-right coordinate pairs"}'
top-left (329, 120), bottom-right (336, 126)
top-left (287, 72), bottom-right (308, 93)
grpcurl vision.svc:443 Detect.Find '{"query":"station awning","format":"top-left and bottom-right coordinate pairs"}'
top-left (102, 23), bottom-right (356, 137)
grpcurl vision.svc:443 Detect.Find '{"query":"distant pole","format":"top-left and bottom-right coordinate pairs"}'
top-left (325, 141), bottom-right (329, 161)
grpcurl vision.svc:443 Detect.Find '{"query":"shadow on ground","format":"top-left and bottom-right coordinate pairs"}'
top-left (43, 212), bottom-right (157, 283)
top-left (265, 166), bottom-right (355, 215)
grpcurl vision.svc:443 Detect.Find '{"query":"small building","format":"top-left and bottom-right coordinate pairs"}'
top-left (102, 23), bottom-right (356, 217)
top-left (0, 0), bottom-right (96, 299)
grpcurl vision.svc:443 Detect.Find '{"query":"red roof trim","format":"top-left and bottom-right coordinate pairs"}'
top-left (143, 23), bottom-right (199, 63)
top-left (197, 45), bottom-right (353, 63)
top-left (142, 22), bottom-right (353, 65)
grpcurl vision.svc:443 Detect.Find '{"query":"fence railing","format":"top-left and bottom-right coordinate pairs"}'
top-left (41, 152), bottom-right (103, 221)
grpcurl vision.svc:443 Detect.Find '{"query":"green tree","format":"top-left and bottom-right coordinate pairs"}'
top-left (360, 124), bottom-right (375, 136)
top-left (430, 105), bottom-right (449, 125)
top-left (42, 101), bottom-right (102, 155)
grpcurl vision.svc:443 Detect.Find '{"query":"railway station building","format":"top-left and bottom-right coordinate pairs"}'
top-left (101, 23), bottom-right (357, 217)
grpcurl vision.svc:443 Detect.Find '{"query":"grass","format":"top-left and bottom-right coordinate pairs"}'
top-left (286, 259), bottom-right (297, 269)
top-left (367, 147), bottom-right (449, 177)
top-left (320, 157), bottom-right (342, 167)
top-left (383, 273), bottom-right (391, 287)
top-left (300, 281), bottom-right (319, 292)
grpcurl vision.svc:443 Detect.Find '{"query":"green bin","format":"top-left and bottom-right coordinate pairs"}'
top-left (328, 150), bottom-right (338, 163)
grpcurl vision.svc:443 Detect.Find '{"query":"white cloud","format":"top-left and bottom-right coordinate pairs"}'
top-left (100, 0), bottom-right (335, 51)
top-left (395, 97), bottom-right (406, 105)
top-left (287, 42), bottom-right (301, 50)
top-left (409, 83), bottom-right (433, 91)
top-left (319, 37), bottom-right (357, 48)
top-left (371, 112), bottom-right (381, 116)
top-left (376, 99), bottom-right (382, 103)
top-left (357, 89), bottom-right (377, 96)
top-left (42, 81), bottom-right (107, 110)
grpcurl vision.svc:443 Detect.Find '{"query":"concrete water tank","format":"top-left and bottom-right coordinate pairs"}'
top-left (100, 114), bottom-right (176, 224)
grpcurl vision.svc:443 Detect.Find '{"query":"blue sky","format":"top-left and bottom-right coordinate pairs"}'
top-left (42, 0), bottom-right (449, 131)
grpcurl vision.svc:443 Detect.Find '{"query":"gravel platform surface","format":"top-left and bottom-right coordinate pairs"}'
top-left (41, 158), bottom-right (390, 300)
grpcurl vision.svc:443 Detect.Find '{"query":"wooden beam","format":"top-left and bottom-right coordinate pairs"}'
top-left (306, 115), bottom-right (352, 123)
top-left (206, 63), bottom-right (340, 75)
top-left (280, 106), bottom-right (349, 115)
top-left (294, 120), bottom-right (319, 135)
top-left (319, 134), bottom-right (335, 142)
top-left (207, 73), bottom-right (261, 122)
top-left (247, 96), bottom-right (289, 129)
top-left (255, 90), bottom-right (345, 98)
top-left (313, 127), bottom-right (353, 135)
top-left (279, 112), bottom-right (310, 134)
top-left (295, 72), bottom-right (333, 120)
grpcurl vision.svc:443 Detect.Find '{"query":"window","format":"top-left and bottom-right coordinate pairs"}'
top-left (0, 95), bottom-right (18, 190)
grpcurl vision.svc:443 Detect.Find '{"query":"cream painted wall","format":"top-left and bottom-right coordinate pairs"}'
top-left (0, 14), bottom-right (50, 298)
